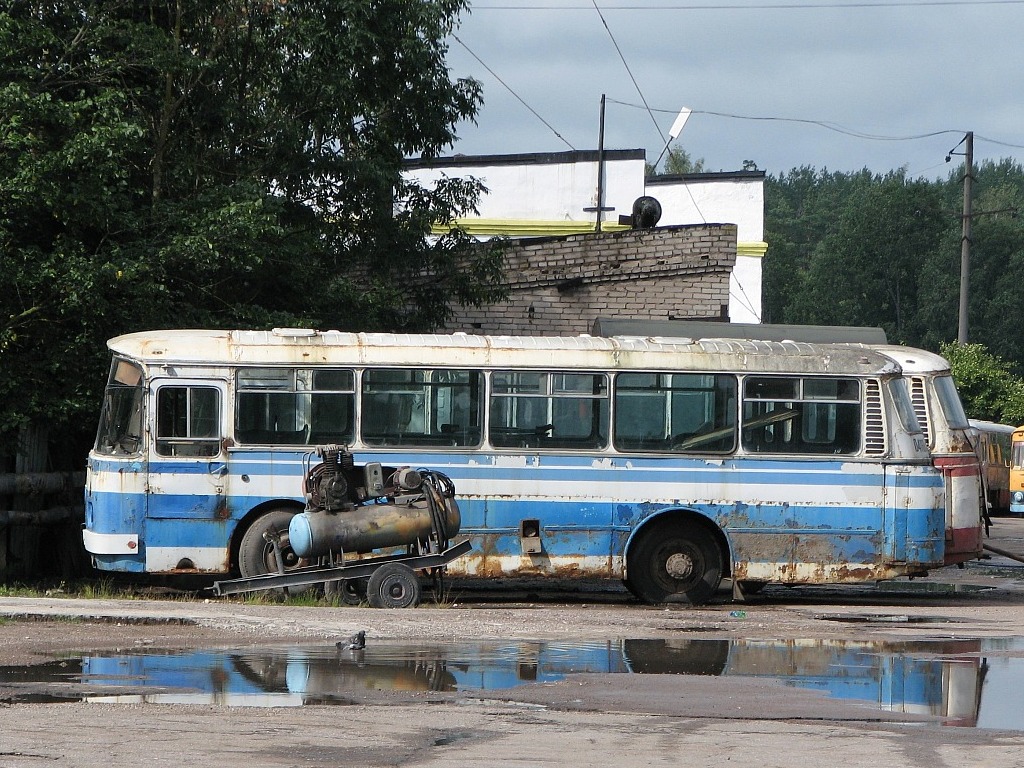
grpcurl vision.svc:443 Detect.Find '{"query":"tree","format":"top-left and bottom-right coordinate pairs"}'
top-left (0, 0), bottom-right (504, 462)
top-left (941, 342), bottom-right (1024, 424)
top-left (762, 168), bottom-right (878, 324)
top-left (645, 147), bottom-right (705, 177)
top-left (778, 171), bottom-right (946, 344)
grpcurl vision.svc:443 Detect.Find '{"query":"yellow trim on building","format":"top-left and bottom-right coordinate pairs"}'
top-left (432, 219), bottom-right (768, 258)
top-left (432, 218), bottom-right (629, 236)
top-left (737, 241), bottom-right (768, 258)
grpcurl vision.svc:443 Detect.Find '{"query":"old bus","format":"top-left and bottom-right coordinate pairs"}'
top-left (84, 329), bottom-right (976, 604)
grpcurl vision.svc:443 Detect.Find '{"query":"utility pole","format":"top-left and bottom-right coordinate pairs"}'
top-left (957, 131), bottom-right (974, 344)
top-left (595, 94), bottom-right (606, 232)
top-left (584, 95), bottom-right (614, 232)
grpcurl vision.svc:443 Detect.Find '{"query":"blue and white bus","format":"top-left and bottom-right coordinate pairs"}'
top-left (83, 329), bottom-right (977, 604)
top-left (870, 346), bottom-right (986, 563)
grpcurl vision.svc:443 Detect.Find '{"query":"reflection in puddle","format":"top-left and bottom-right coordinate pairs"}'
top-left (2, 637), bottom-right (1023, 728)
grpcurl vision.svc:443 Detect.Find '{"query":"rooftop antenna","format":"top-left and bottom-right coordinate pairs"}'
top-left (652, 107), bottom-right (691, 172)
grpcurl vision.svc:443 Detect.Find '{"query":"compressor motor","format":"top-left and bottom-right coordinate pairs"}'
top-left (287, 445), bottom-right (461, 560)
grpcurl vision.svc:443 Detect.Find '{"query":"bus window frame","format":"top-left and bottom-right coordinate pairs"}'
top-left (740, 375), bottom-right (863, 455)
top-left (611, 371), bottom-right (737, 454)
top-left (235, 366), bottom-right (356, 446)
top-left (153, 379), bottom-right (225, 458)
top-left (359, 367), bottom-right (484, 448)
top-left (489, 369), bottom-right (609, 450)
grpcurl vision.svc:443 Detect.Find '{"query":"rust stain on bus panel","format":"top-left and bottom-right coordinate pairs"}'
top-left (213, 496), bottom-right (230, 520)
top-left (729, 532), bottom-right (869, 584)
top-left (452, 534), bottom-right (613, 579)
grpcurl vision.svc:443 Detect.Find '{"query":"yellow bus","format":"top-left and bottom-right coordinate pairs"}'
top-left (970, 420), bottom-right (1014, 517)
top-left (1008, 426), bottom-right (1024, 516)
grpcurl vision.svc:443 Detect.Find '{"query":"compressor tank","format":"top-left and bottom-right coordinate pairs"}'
top-left (289, 495), bottom-right (461, 558)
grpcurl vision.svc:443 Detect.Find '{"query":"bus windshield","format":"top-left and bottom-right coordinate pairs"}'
top-left (94, 359), bottom-right (145, 455)
top-left (933, 375), bottom-right (970, 429)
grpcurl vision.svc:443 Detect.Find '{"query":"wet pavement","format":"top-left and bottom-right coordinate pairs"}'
top-left (3, 637), bottom-right (1024, 730)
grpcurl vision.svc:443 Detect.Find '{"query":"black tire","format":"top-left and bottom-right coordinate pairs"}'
top-left (627, 521), bottom-right (723, 605)
top-left (325, 578), bottom-right (368, 606)
top-left (238, 508), bottom-right (302, 579)
top-left (366, 563), bottom-right (421, 609)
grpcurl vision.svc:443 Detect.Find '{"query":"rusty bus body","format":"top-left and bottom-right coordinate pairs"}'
top-left (84, 329), bottom-right (975, 604)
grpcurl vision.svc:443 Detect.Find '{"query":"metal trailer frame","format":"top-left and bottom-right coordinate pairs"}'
top-left (210, 539), bottom-right (472, 601)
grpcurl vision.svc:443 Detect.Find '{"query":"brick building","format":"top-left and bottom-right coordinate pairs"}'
top-left (405, 149), bottom-right (764, 334)
top-left (445, 223), bottom-right (736, 335)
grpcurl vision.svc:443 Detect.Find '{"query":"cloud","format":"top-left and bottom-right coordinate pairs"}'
top-left (443, 2), bottom-right (1024, 176)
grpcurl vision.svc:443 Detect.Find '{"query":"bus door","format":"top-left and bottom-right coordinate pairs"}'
top-left (882, 464), bottom-right (914, 563)
top-left (145, 378), bottom-right (230, 572)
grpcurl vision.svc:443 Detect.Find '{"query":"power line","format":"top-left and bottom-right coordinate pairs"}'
top-left (450, 33), bottom-right (576, 151)
top-left (590, 1), bottom-right (665, 145)
top-left (975, 134), bottom-right (1024, 151)
top-left (607, 98), bottom-right (968, 142)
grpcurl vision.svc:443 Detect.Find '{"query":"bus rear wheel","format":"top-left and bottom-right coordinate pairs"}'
top-left (238, 508), bottom-right (302, 580)
top-left (628, 522), bottom-right (723, 605)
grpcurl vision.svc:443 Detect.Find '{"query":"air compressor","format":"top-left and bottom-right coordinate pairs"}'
top-left (287, 445), bottom-right (461, 559)
top-left (212, 445), bottom-right (468, 608)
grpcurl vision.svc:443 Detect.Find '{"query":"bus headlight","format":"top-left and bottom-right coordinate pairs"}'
top-left (1013, 491), bottom-right (1024, 504)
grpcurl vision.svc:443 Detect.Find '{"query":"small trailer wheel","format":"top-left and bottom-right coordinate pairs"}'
top-left (325, 578), bottom-right (367, 606)
top-left (366, 563), bottom-right (421, 609)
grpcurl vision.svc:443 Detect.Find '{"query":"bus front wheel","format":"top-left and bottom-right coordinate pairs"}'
top-left (238, 508), bottom-right (302, 579)
top-left (627, 522), bottom-right (723, 605)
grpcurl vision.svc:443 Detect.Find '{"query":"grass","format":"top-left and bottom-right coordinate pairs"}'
top-left (0, 578), bottom-right (160, 601)
top-left (428, 578), bottom-right (462, 609)
top-left (1, 573), bottom-right (462, 609)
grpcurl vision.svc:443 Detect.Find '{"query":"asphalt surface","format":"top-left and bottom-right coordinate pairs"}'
top-left (1, 517), bottom-right (1024, 767)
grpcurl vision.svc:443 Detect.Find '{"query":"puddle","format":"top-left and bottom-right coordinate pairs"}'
top-left (2, 637), bottom-right (1024, 728)
top-left (817, 614), bottom-right (962, 624)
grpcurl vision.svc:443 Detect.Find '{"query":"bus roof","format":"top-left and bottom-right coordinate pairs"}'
top-left (590, 320), bottom-right (951, 375)
top-left (107, 328), bottom-right (903, 376)
top-left (970, 419), bottom-right (1020, 435)
top-left (864, 345), bottom-right (952, 376)
top-left (592, 319), bottom-right (889, 344)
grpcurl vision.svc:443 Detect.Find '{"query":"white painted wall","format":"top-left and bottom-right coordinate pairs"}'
top-left (407, 154), bottom-right (647, 226)
top-left (650, 176), bottom-right (765, 323)
top-left (648, 176), bottom-right (764, 243)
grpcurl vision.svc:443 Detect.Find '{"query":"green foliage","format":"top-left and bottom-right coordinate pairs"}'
top-left (941, 342), bottom-right (1024, 425)
top-left (765, 160), bottom-right (1024, 348)
top-left (0, 0), bottom-right (505, 461)
top-left (765, 159), bottom-right (1024, 419)
top-left (646, 147), bottom-right (705, 177)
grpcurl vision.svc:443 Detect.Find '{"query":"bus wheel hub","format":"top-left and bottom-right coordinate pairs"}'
top-left (666, 553), bottom-right (693, 579)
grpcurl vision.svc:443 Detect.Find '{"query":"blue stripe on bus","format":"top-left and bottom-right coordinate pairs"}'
top-left (90, 488), bottom-right (944, 525)
top-left (92, 488), bottom-right (943, 557)
top-left (90, 464), bottom-right (943, 492)
top-left (94, 452), bottom-right (941, 477)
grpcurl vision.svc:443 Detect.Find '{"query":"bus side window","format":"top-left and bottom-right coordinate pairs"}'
top-left (741, 377), bottom-right (861, 455)
top-left (236, 368), bottom-right (354, 446)
top-left (490, 371), bottom-right (608, 449)
top-left (155, 385), bottom-right (222, 457)
top-left (361, 369), bottom-right (482, 448)
top-left (612, 373), bottom-right (735, 453)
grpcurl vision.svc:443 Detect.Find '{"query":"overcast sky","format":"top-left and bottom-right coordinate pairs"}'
top-left (442, 1), bottom-right (1024, 179)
